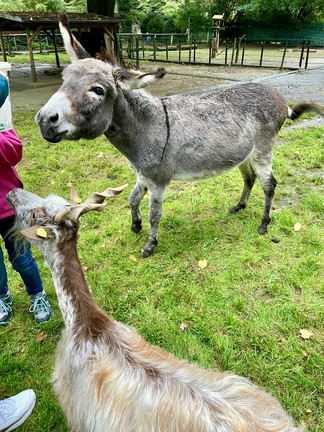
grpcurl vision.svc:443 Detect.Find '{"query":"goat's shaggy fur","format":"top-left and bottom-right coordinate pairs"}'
top-left (7, 187), bottom-right (301, 432)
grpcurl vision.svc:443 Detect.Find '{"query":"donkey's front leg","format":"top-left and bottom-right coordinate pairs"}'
top-left (141, 186), bottom-right (166, 258)
top-left (129, 178), bottom-right (147, 234)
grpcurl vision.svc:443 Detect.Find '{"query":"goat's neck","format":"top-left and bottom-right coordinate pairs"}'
top-left (44, 234), bottom-right (110, 333)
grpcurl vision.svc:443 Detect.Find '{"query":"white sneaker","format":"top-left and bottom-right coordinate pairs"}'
top-left (0, 389), bottom-right (36, 431)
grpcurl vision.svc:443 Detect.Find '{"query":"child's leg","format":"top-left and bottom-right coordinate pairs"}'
top-left (1, 215), bottom-right (44, 296)
top-left (0, 245), bottom-right (9, 295)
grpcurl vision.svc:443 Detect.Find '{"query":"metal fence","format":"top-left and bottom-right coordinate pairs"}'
top-left (118, 33), bottom-right (324, 70)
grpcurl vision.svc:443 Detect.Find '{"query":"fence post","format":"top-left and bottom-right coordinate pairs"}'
top-left (241, 41), bottom-right (245, 66)
top-left (280, 40), bottom-right (288, 69)
top-left (305, 41), bottom-right (311, 69)
top-left (166, 37), bottom-right (168, 61)
top-left (299, 40), bottom-right (305, 68)
top-left (225, 40), bottom-right (228, 65)
top-left (178, 40), bottom-right (182, 62)
top-left (142, 37), bottom-right (145, 59)
top-left (135, 36), bottom-right (139, 68)
top-left (153, 35), bottom-right (157, 61)
top-left (193, 37), bottom-right (196, 62)
top-left (230, 38), bottom-right (236, 66)
top-left (208, 37), bottom-right (212, 64)
top-left (259, 42), bottom-right (264, 67)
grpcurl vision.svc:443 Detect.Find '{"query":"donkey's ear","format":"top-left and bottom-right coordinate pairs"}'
top-left (114, 67), bottom-right (166, 90)
top-left (59, 13), bottom-right (91, 62)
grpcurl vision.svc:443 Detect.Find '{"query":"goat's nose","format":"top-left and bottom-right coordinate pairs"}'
top-left (49, 113), bottom-right (59, 123)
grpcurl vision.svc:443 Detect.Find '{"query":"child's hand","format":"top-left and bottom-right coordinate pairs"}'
top-left (0, 71), bottom-right (8, 80)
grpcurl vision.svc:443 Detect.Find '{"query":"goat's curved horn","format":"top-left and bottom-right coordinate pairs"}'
top-left (54, 203), bottom-right (107, 224)
top-left (83, 184), bottom-right (128, 205)
top-left (54, 184), bottom-right (128, 223)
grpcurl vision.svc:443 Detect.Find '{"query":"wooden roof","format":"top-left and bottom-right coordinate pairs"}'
top-left (0, 12), bottom-right (120, 82)
top-left (0, 12), bottom-right (119, 32)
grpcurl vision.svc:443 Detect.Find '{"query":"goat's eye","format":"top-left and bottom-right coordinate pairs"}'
top-left (91, 87), bottom-right (105, 96)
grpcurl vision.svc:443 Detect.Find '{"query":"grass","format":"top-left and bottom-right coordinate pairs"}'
top-left (0, 105), bottom-right (323, 430)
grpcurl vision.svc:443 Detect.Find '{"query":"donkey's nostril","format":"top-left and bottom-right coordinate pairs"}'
top-left (50, 113), bottom-right (59, 123)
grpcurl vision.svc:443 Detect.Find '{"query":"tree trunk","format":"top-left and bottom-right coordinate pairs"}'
top-left (87, 0), bottom-right (115, 17)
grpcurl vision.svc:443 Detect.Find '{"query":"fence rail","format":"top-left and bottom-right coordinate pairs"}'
top-left (118, 33), bottom-right (324, 70)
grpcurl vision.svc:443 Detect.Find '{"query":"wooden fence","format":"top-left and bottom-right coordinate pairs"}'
top-left (118, 33), bottom-right (324, 70)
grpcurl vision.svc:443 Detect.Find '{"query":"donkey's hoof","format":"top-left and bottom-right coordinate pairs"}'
top-left (131, 223), bottom-right (142, 234)
top-left (141, 248), bottom-right (153, 258)
top-left (258, 225), bottom-right (268, 235)
top-left (141, 240), bottom-right (158, 258)
top-left (229, 203), bottom-right (246, 213)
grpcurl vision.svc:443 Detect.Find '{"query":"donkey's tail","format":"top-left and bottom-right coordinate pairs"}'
top-left (288, 102), bottom-right (323, 120)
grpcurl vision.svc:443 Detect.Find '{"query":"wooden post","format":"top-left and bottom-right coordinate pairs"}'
top-left (241, 43), bottom-right (245, 66)
top-left (230, 38), bottom-right (236, 66)
top-left (305, 42), bottom-right (310, 69)
top-left (0, 29), bottom-right (7, 62)
top-left (26, 26), bottom-right (43, 83)
top-left (299, 40), bottom-right (305, 68)
top-left (153, 35), bottom-right (156, 61)
top-left (280, 40), bottom-right (288, 69)
top-left (135, 36), bottom-right (139, 68)
top-left (259, 42), bottom-right (264, 67)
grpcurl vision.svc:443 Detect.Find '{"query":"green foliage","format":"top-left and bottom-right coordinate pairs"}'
top-left (234, 0), bottom-right (324, 24)
top-left (0, 0), bottom-right (66, 12)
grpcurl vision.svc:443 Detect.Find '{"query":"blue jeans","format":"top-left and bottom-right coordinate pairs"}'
top-left (0, 215), bottom-right (43, 296)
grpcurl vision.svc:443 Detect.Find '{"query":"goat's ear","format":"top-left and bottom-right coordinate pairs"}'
top-left (59, 13), bottom-right (91, 62)
top-left (114, 67), bottom-right (166, 90)
top-left (20, 226), bottom-right (55, 241)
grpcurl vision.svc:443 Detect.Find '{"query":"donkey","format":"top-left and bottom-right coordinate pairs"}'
top-left (7, 185), bottom-right (301, 432)
top-left (35, 14), bottom-right (322, 257)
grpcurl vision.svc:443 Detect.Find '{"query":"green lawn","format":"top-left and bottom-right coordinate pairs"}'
top-left (0, 108), bottom-right (323, 431)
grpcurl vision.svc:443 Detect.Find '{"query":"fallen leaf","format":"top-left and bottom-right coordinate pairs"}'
top-left (305, 408), bottom-right (312, 414)
top-left (300, 329), bottom-right (313, 339)
top-left (302, 351), bottom-right (310, 360)
top-left (198, 259), bottom-right (208, 269)
top-left (294, 222), bottom-right (302, 232)
top-left (35, 332), bottom-right (47, 343)
top-left (179, 323), bottom-right (188, 331)
top-left (129, 254), bottom-right (137, 262)
top-left (74, 196), bottom-right (82, 204)
top-left (36, 227), bottom-right (47, 238)
top-left (82, 266), bottom-right (88, 272)
top-left (144, 193), bottom-right (149, 199)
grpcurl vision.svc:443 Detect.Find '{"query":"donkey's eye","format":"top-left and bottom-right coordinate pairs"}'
top-left (91, 87), bottom-right (105, 96)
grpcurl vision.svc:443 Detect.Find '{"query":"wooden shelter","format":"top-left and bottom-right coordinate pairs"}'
top-left (0, 12), bottom-right (120, 82)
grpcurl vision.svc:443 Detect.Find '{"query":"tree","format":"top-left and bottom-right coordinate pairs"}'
top-left (87, 0), bottom-right (116, 16)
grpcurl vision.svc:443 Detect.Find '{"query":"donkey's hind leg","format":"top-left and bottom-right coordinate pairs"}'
top-left (129, 177), bottom-right (147, 233)
top-left (141, 185), bottom-right (166, 258)
top-left (230, 161), bottom-right (257, 213)
top-left (251, 161), bottom-right (277, 235)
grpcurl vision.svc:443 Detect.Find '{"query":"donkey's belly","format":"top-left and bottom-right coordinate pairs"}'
top-left (173, 147), bottom-right (253, 181)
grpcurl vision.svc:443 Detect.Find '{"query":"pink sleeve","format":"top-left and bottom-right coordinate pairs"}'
top-left (0, 128), bottom-right (23, 166)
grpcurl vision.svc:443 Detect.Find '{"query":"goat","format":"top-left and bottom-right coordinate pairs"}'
top-left (35, 14), bottom-right (322, 257)
top-left (7, 185), bottom-right (301, 432)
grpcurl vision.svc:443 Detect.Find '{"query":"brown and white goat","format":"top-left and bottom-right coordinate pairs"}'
top-left (7, 186), bottom-right (301, 432)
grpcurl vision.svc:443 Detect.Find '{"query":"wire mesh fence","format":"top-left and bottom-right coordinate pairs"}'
top-left (118, 33), bottom-right (324, 70)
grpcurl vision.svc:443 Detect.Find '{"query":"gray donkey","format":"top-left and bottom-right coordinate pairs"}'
top-left (36, 14), bottom-right (321, 257)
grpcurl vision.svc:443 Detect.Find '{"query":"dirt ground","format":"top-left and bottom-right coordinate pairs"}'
top-left (8, 62), bottom-right (324, 122)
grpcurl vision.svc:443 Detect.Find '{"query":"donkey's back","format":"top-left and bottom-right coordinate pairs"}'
top-left (162, 83), bottom-right (289, 181)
